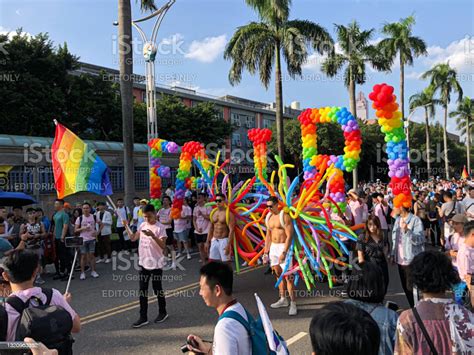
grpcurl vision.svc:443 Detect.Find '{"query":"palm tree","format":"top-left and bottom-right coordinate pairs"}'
top-left (409, 87), bottom-right (441, 177)
top-left (118, 0), bottom-right (156, 206)
top-left (450, 97), bottom-right (474, 173)
top-left (422, 63), bottom-right (463, 179)
top-left (378, 15), bottom-right (427, 122)
top-left (224, 0), bottom-right (333, 160)
top-left (321, 21), bottom-right (390, 187)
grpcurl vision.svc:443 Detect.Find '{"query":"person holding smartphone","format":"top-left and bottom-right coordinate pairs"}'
top-left (124, 204), bottom-right (168, 328)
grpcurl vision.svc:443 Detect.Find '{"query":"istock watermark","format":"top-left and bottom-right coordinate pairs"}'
top-left (111, 252), bottom-right (187, 272)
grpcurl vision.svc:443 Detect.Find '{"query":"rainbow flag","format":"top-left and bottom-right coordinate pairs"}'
top-left (52, 122), bottom-right (112, 198)
top-left (462, 166), bottom-right (469, 179)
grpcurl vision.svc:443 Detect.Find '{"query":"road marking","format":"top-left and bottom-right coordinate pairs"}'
top-left (82, 265), bottom-right (263, 324)
top-left (286, 332), bottom-right (308, 346)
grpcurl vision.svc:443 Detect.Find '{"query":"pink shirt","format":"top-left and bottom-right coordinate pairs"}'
top-left (5, 287), bottom-right (77, 341)
top-left (75, 214), bottom-right (96, 241)
top-left (137, 221), bottom-right (166, 270)
top-left (193, 205), bottom-right (212, 234)
top-left (374, 203), bottom-right (388, 230)
top-left (457, 242), bottom-right (474, 280)
top-left (348, 199), bottom-right (364, 225)
top-left (174, 205), bottom-right (192, 233)
top-left (157, 207), bottom-right (172, 229)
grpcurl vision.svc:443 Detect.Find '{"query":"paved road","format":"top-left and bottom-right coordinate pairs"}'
top-left (42, 250), bottom-right (410, 355)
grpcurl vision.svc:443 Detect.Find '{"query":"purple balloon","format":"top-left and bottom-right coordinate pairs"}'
top-left (166, 142), bottom-right (179, 154)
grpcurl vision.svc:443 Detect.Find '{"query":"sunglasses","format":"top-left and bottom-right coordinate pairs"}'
top-left (266, 204), bottom-right (274, 208)
top-left (215, 199), bottom-right (223, 203)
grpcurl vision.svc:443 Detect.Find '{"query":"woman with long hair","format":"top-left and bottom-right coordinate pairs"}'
top-left (356, 215), bottom-right (389, 292)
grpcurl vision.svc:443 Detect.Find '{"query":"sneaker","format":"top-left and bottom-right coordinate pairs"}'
top-left (289, 302), bottom-right (297, 316)
top-left (154, 313), bottom-right (169, 323)
top-left (96, 258), bottom-right (104, 264)
top-left (35, 276), bottom-right (45, 285)
top-left (105, 258), bottom-right (111, 264)
top-left (91, 271), bottom-right (99, 278)
top-left (80, 272), bottom-right (86, 280)
top-left (270, 298), bottom-right (289, 309)
top-left (171, 262), bottom-right (176, 270)
top-left (186, 253), bottom-right (191, 260)
top-left (132, 318), bottom-right (149, 328)
top-left (176, 252), bottom-right (182, 258)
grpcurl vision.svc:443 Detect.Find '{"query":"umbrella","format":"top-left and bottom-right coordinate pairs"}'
top-left (0, 191), bottom-right (36, 207)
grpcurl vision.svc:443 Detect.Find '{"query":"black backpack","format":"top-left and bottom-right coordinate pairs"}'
top-left (0, 288), bottom-right (74, 354)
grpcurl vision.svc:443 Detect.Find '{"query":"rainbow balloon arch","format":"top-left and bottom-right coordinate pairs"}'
top-left (147, 83), bottom-right (411, 290)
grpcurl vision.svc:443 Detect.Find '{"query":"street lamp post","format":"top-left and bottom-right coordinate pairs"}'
top-left (132, 0), bottom-right (175, 141)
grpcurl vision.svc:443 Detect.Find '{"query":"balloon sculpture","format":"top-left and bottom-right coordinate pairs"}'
top-left (148, 82), bottom-right (409, 291)
top-left (148, 138), bottom-right (179, 210)
top-left (298, 106), bottom-right (362, 212)
top-left (248, 128), bottom-right (272, 194)
top-left (369, 83), bottom-right (412, 208)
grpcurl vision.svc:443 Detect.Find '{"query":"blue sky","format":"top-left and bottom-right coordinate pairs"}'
top-left (1, 0), bottom-right (473, 135)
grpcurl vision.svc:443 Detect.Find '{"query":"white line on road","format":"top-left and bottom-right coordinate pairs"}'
top-left (286, 332), bottom-right (308, 346)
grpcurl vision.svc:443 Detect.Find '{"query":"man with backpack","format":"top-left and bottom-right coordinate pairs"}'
top-left (0, 250), bottom-right (81, 352)
top-left (187, 262), bottom-right (251, 354)
top-left (74, 203), bottom-right (99, 280)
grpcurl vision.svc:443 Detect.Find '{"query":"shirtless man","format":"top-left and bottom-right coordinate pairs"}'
top-left (263, 196), bottom-right (297, 316)
top-left (205, 193), bottom-right (235, 263)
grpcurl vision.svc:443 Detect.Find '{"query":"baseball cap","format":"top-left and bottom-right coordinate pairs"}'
top-left (451, 214), bottom-right (468, 224)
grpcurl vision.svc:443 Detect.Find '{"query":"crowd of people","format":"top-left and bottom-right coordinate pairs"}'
top-left (0, 178), bottom-right (473, 353)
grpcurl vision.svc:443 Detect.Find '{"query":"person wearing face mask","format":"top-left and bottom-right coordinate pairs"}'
top-left (357, 215), bottom-right (389, 292)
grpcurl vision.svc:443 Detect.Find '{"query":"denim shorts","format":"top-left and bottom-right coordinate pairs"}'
top-left (80, 240), bottom-right (96, 254)
top-left (174, 230), bottom-right (189, 242)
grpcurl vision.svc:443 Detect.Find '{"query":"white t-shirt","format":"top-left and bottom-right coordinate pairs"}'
top-left (213, 302), bottom-right (252, 355)
top-left (115, 206), bottom-right (131, 228)
top-left (95, 210), bottom-right (113, 236)
top-left (132, 206), bottom-right (141, 226)
top-left (462, 197), bottom-right (474, 221)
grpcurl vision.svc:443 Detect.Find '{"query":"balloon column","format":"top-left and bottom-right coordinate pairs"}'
top-left (369, 83), bottom-right (411, 208)
top-left (247, 128), bottom-right (272, 193)
top-left (171, 141), bottom-right (209, 219)
top-left (148, 138), bottom-right (179, 210)
top-left (297, 106), bottom-right (362, 212)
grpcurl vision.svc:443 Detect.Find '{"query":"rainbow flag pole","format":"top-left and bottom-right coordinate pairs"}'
top-left (52, 120), bottom-right (114, 293)
top-left (462, 166), bottom-right (469, 180)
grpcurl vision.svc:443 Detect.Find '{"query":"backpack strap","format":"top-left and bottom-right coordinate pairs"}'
top-left (279, 211), bottom-right (286, 229)
top-left (41, 288), bottom-right (53, 306)
top-left (219, 310), bottom-right (251, 333)
top-left (5, 295), bottom-right (27, 315)
top-left (0, 305), bottom-right (8, 341)
top-left (412, 307), bottom-right (438, 355)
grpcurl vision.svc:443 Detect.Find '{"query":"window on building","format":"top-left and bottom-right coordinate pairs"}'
top-left (263, 119), bottom-right (273, 129)
top-left (38, 168), bottom-right (55, 193)
top-left (109, 167), bottom-right (124, 191)
top-left (246, 116), bottom-right (255, 128)
top-left (7, 167), bottom-right (34, 193)
top-left (232, 133), bottom-right (241, 146)
top-left (231, 113), bottom-right (241, 126)
top-left (134, 167), bottom-right (149, 191)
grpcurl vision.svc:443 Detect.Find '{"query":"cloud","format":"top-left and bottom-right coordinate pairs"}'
top-left (0, 26), bottom-right (32, 40)
top-left (185, 34), bottom-right (227, 63)
top-left (302, 42), bottom-right (343, 72)
top-left (423, 37), bottom-right (473, 75)
top-left (406, 71), bottom-right (422, 80)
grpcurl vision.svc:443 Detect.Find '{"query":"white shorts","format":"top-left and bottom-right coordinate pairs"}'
top-left (209, 238), bottom-right (230, 262)
top-left (269, 243), bottom-right (286, 269)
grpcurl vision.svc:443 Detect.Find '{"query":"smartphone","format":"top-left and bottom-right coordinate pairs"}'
top-left (65, 236), bottom-right (84, 248)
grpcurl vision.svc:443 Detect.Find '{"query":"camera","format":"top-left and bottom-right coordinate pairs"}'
top-left (65, 236), bottom-right (84, 248)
